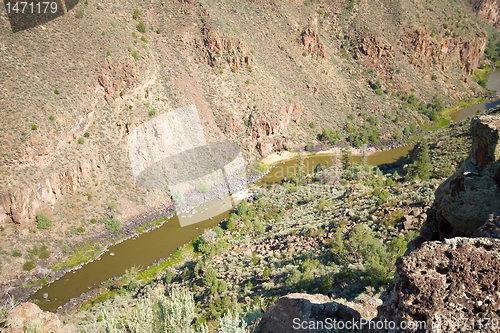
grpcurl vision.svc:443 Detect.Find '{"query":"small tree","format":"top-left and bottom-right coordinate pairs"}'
top-left (226, 217), bottom-right (236, 232)
top-left (203, 267), bottom-right (217, 286)
top-left (406, 141), bottom-right (432, 181)
top-left (237, 201), bottom-right (248, 216)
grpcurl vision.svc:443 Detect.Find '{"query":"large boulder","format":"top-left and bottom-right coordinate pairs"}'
top-left (376, 237), bottom-right (500, 332)
top-left (5, 302), bottom-right (74, 333)
top-left (420, 115), bottom-right (500, 240)
top-left (258, 293), bottom-right (380, 333)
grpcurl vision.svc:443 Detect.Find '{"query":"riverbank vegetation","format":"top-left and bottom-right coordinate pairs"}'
top-left (65, 146), bottom-right (459, 331)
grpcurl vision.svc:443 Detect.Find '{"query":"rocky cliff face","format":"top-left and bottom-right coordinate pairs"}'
top-left (0, 155), bottom-right (109, 229)
top-left (403, 27), bottom-right (487, 73)
top-left (419, 115), bottom-right (500, 241)
top-left (247, 102), bottom-right (301, 155)
top-left (472, 0), bottom-right (500, 28)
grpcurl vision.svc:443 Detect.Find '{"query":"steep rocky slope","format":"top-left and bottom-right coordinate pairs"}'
top-left (1, 0), bottom-right (500, 312)
top-left (0, 0), bottom-right (496, 229)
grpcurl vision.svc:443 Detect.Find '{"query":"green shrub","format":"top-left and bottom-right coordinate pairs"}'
top-left (54, 89), bottom-right (59, 95)
top-left (90, 218), bottom-right (97, 224)
top-left (31, 124), bottom-right (38, 130)
top-left (62, 245), bottom-right (71, 253)
top-left (375, 88), bottom-right (384, 95)
top-left (257, 266), bottom-right (271, 282)
top-left (75, 9), bottom-right (84, 18)
top-left (321, 129), bottom-right (342, 144)
top-left (165, 270), bottom-right (176, 284)
top-left (133, 8), bottom-right (142, 19)
top-left (309, 122), bottom-right (316, 128)
top-left (23, 260), bottom-right (36, 271)
top-left (203, 267), bottom-right (217, 286)
top-left (39, 246), bottom-right (50, 259)
top-left (149, 108), bottom-right (157, 116)
top-left (78, 138), bottom-right (84, 144)
top-left (131, 51), bottom-right (139, 60)
top-left (218, 280), bottom-right (227, 293)
top-left (431, 74), bottom-right (437, 80)
top-left (23, 261), bottom-right (36, 271)
top-left (237, 201), bottom-right (248, 216)
top-left (77, 226), bottom-right (85, 233)
top-left (182, 267), bottom-right (192, 281)
top-left (36, 213), bottom-right (52, 230)
top-left (231, 67), bottom-right (237, 73)
top-left (84, 132), bottom-right (90, 138)
top-left (103, 217), bottom-right (122, 233)
top-left (48, 115), bottom-right (55, 121)
top-left (137, 20), bottom-right (146, 33)
top-left (302, 51), bottom-right (307, 56)
top-left (226, 217), bottom-right (236, 232)
top-left (381, 210), bottom-right (405, 228)
top-left (12, 250), bottom-right (22, 257)
top-left (172, 192), bottom-right (185, 205)
top-left (141, 36), bottom-right (148, 43)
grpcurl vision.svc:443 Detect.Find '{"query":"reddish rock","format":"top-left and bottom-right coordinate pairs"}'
top-left (376, 238), bottom-right (500, 332)
top-left (258, 294), bottom-right (380, 333)
top-left (98, 59), bottom-right (139, 104)
top-left (403, 27), bottom-right (486, 73)
top-left (0, 154), bottom-right (109, 229)
top-left (301, 27), bottom-right (326, 60)
top-left (5, 302), bottom-right (74, 333)
top-left (473, 0), bottom-right (500, 29)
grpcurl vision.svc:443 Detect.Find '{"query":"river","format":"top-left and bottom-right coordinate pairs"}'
top-left (30, 68), bottom-right (500, 312)
top-left (450, 68), bottom-right (500, 121)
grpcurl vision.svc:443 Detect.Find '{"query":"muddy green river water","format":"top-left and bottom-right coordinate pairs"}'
top-left (31, 69), bottom-right (500, 312)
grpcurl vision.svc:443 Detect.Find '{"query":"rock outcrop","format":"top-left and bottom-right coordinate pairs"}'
top-left (419, 115), bottom-right (500, 241)
top-left (248, 102), bottom-right (301, 156)
top-left (403, 27), bottom-right (487, 73)
top-left (0, 155), bottom-right (109, 229)
top-left (377, 237), bottom-right (500, 332)
top-left (258, 293), bottom-right (380, 333)
top-left (98, 59), bottom-right (140, 105)
top-left (5, 302), bottom-right (74, 333)
top-left (200, 26), bottom-right (253, 69)
top-left (472, 0), bottom-right (500, 29)
top-left (301, 27), bottom-right (326, 60)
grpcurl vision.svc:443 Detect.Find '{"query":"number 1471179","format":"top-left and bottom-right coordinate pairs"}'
top-left (5, 2), bottom-right (58, 14)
